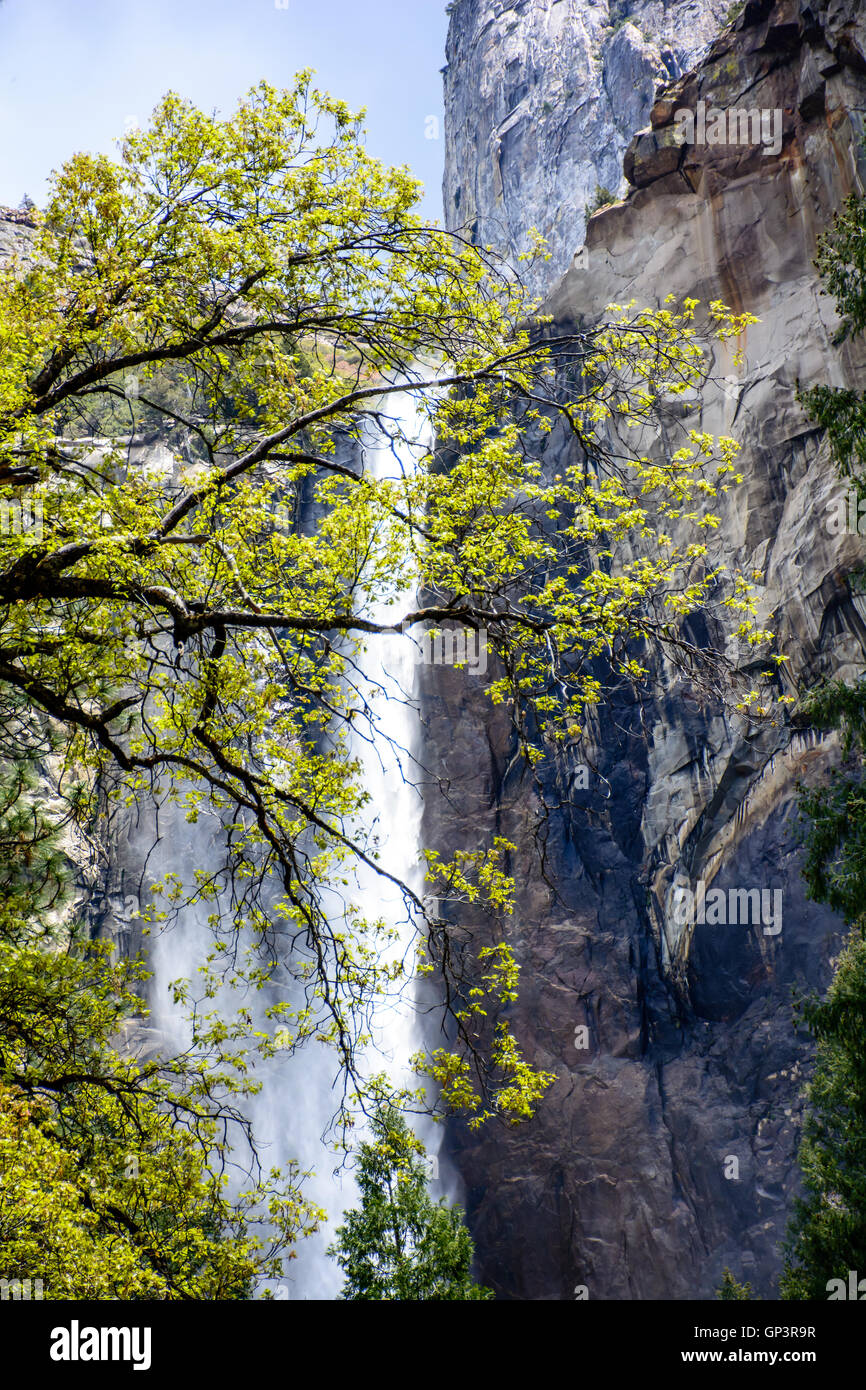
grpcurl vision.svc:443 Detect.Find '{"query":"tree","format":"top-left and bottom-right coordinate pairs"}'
top-left (782, 174), bottom-right (866, 1299)
top-left (798, 187), bottom-right (866, 487)
top-left (781, 931), bottom-right (866, 1299)
top-left (0, 953), bottom-right (322, 1299)
top-left (588, 184), bottom-right (616, 216)
top-left (0, 730), bottom-right (321, 1298)
top-left (0, 691), bottom-right (70, 942)
top-left (328, 1101), bottom-right (493, 1300)
top-left (715, 1267), bottom-right (756, 1299)
top-left (0, 73), bottom-right (770, 1143)
top-left (793, 183), bottom-right (866, 914)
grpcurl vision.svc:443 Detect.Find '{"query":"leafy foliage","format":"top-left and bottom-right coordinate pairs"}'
top-left (794, 179), bottom-right (866, 927)
top-left (781, 931), bottom-right (866, 1299)
top-left (0, 75), bottom-right (773, 1143)
top-left (798, 190), bottom-right (866, 486)
top-left (715, 1267), bottom-right (756, 1299)
top-left (588, 185), bottom-right (617, 216)
top-left (0, 697), bottom-right (70, 942)
top-left (328, 1101), bottom-right (493, 1300)
top-left (798, 679), bottom-right (866, 923)
top-left (0, 788), bottom-right (321, 1297)
top-left (0, 958), bottom-right (321, 1298)
top-left (784, 173), bottom-right (866, 1300)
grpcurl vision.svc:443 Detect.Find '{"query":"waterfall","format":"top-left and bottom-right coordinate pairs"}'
top-left (142, 380), bottom-right (441, 1299)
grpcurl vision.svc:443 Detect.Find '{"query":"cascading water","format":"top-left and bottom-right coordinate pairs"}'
top-left (145, 380), bottom-right (443, 1299)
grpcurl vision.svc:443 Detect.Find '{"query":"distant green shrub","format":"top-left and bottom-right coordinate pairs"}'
top-left (587, 185), bottom-right (617, 217)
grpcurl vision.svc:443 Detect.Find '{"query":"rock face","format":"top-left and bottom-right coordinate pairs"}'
top-left (431, 0), bottom-right (866, 1298)
top-left (0, 207), bottom-right (35, 267)
top-left (443, 0), bottom-right (730, 296)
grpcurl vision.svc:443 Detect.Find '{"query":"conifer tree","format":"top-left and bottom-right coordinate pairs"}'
top-left (329, 1103), bottom-right (493, 1300)
top-left (715, 1267), bottom-right (756, 1300)
top-left (784, 170), bottom-right (866, 1300)
top-left (781, 931), bottom-right (866, 1298)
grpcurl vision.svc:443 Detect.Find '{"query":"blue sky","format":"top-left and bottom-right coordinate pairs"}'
top-left (0, 0), bottom-right (449, 218)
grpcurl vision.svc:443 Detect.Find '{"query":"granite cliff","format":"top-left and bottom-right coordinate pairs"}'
top-left (429, 0), bottom-right (866, 1299)
top-left (443, 0), bottom-right (730, 296)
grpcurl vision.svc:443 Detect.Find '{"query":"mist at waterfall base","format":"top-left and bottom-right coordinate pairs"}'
top-left (146, 387), bottom-right (449, 1300)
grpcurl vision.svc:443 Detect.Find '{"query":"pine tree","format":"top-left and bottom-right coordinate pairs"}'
top-left (716, 1267), bottom-right (756, 1300)
top-left (783, 164), bottom-right (866, 1299)
top-left (781, 931), bottom-right (866, 1298)
top-left (798, 184), bottom-right (866, 484)
top-left (328, 1104), bottom-right (493, 1300)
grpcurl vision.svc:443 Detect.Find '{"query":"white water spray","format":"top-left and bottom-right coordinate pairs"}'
top-left (146, 382), bottom-right (442, 1299)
